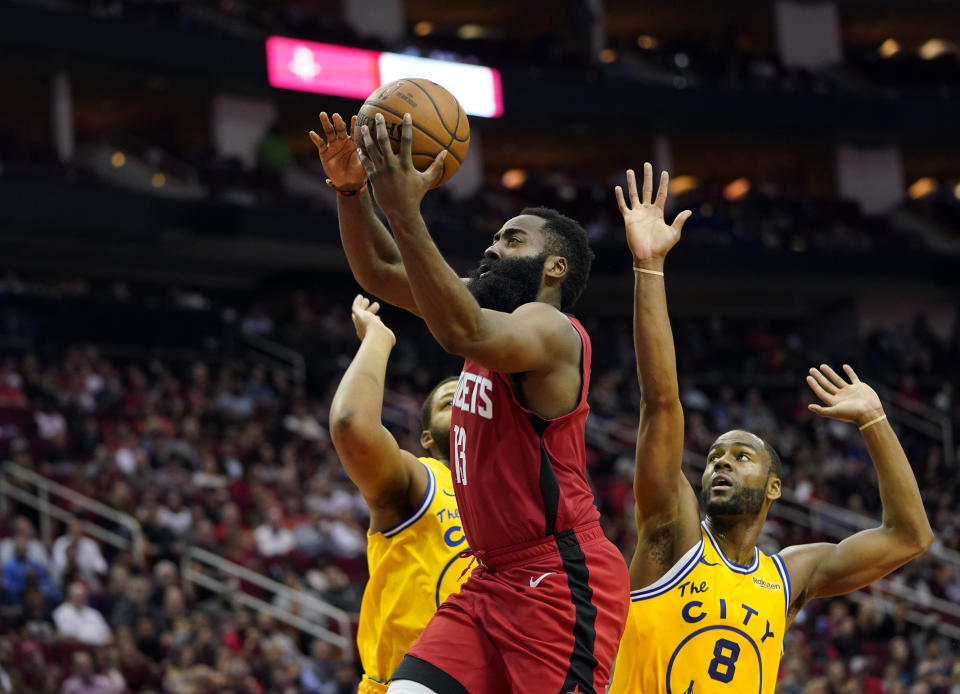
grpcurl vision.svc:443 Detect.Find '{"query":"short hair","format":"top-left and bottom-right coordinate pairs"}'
top-left (761, 438), bottom-right (782, 478)
top-left (521, 207), bottom-right (594, 312)
top-left (421, 377), bottom-right (459, 431)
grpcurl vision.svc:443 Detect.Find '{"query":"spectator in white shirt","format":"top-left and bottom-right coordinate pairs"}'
top-left (156, 492), bottom-right (192, 537)
top-left (52, 520), bottom-right (107, 585)
top-left (254, 506), bottom-right (295, 558)
top-left (53, 582), bottom-right (113, 646)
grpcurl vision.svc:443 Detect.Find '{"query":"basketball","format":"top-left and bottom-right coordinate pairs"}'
top-left (357, 78), bottom-right (470, 187)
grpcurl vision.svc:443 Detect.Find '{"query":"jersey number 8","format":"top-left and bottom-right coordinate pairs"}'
top-left (707, 638), bottom-right (740, 683)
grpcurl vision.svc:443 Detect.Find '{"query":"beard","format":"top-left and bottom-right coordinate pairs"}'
top-left (430, 424), bottom-right (451, 462)
top-left (700, 484), bottom-right (766, 517)
top-left (466, 253), bottom-right (547, 314)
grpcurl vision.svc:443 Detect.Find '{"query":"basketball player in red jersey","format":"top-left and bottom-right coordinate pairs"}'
top-left (311, 113), bottom-right (630, 693)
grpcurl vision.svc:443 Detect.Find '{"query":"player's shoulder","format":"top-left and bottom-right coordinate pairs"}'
top-left (512, 301), bottom-right (566, 320)
top-left (775, 541), bottom-right (836, 599)
top-left (418, 456), bottom-right (449, 479)
top-left (513, 302), bottom-right (582, 343)
top-left (778, 541), bottom-right (835, 566)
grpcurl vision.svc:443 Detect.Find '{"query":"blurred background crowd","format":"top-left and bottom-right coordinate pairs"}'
top-left (0, 0), bottom-right (959, 692)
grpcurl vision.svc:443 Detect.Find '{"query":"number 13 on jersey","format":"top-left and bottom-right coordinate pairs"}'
top-left (453, 424), bottom-right (467, 485)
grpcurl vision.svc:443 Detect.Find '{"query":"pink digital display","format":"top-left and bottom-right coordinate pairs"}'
top-left (266, 36), bottom-right (504, 118)
top-left (265, 36), bottom-right (381, 99)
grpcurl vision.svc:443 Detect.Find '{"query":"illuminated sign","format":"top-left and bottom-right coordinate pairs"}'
top-left (266, 36), bottom-right (503, 118)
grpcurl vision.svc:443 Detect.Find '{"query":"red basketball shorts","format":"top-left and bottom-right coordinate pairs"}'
top-left (390, 522), bottom-right (630, 694)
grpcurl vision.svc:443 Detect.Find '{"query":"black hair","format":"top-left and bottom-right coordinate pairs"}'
top-left (421, 377), bottom-right (459, 431)
top-left (762, 438), bottom-right (782, 478)
top-left (520, 206), bottom-right (595, 312)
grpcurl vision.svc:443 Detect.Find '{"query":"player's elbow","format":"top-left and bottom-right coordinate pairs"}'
top-left (433, 323), bottom-right (483, 355)
top-left (890, 521), bottom-right (935, 558)
top-left (329, 409), bottom-right (362, 447)
top-left (350, 266), bottom-right (386, 297)
top-left (913, 525), bottom-right (936, 555)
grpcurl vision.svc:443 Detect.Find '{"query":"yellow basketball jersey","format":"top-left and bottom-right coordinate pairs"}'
top-left (609, 522), bottom-right (791, 694)
top-left (356, 457), bottom-right (473, 694)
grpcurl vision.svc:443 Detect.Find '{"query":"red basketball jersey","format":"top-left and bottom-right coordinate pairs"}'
top-left (448, 315), bottom-right (600, 553)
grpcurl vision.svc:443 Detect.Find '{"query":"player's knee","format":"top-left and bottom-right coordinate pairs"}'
top-left (387, 680), bottom-right (440, 694)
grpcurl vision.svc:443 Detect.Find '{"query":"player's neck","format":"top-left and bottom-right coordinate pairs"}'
top-left (704, 514), bottom-right (764, 566)
top-left (534, 286), bottom-right (562, 310)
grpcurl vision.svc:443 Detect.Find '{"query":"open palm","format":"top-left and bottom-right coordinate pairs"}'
top-left (806, 364), bottom-right (884, 425)
top-left (309, 112), bottom-right (366, 190)
top-left (615, 163), bottom-right (692, 262)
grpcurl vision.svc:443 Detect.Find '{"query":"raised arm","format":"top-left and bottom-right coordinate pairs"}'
top-left (328, 295), bottom-right (429, 533)
top-left (781, 364), bottom-right (934, 621)
top-left (617, 164), bottom-right (700, 589)
top-left (310, 113), bottom-right (419, 315)
top-left (355, 112), bottom-right (579, 376)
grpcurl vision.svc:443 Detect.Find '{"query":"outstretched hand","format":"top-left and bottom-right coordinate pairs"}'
top-left (351, 294), bottom-right (395, 346)
top-left (309, 112), bottom-right (366, 192)
top-left (356, 112), bottom-right (446, 218)
top-left (806, 364), bottom-right (884, 427)
top-left (616, 163), bottom-right (692, 264)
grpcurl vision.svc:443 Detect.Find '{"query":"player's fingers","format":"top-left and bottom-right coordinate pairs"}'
top-left (820, 363), bottom-right (847, 388)
top-left (806, 375), bottom-right (833, 402)
top-left (423, 149), bottom-right (447, 186)
top-left (671, 209), bottom-right (692, 232)
top-left (352, 121), bottom-right (365, 155)
top-left (626, 169), bottom-right (640, 208)
top-left (332, 113), bottom-right (348, 139)
top-left (655, 170), bottom-right (669, 209)
top-left (808, 368), bottom-right (838, 395)
top-left (356, 142), bottom-right (376, 179)
top-left (308, 131), bottom-right (327, 152)
top-left (349, 115), bottom-right (358, 140)
top-left (808, 403), bottom-right (827, 416)
top-left (642, 162), bottom-right (653, 206)
top-left (614, 186), bottom-right (629, 216)
top-left (374, 113), bottom-right (396, 163)
top-left (319, 112), bottom-right (337, 141)
top-left (842, 364), bottom-right (860, 383)
top-left (399, 114), bottom-right (413, 163)
top-left (360, 125), bottom-right (383, 168)
top-left (369, 301), bottom-right (381, 315)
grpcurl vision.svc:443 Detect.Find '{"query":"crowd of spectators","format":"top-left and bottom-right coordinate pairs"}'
top-left (0, 269), bottom-right (956, 691)
top-left (31, 0), bottom-right (960, 96)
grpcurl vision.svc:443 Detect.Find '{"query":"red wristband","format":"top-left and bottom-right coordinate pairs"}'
top-left (326, 178), bottom-right (368, 197)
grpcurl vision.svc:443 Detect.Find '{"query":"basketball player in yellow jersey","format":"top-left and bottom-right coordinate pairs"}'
top-left (329, 295), bottom-right (473, 694)
top-left (609, 164), bottom-right (934, 694)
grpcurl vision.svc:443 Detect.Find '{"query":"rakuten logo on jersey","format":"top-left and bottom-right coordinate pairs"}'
top-left (453, 372), bottom-right (493, 419)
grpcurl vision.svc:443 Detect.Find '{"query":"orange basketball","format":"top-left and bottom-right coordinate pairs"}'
top-left (357, 78), bottom-right (470, 187)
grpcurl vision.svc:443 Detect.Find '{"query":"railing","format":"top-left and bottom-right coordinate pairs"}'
top-left (803, 348), bottom-right (954, 469)
top-left (874, 383), bottom-right (954, 468)
top-left (0, 462), bottom-right (144, 564)
top-left (182, 546), bottom-right (353, 658)
top-left (0, 461), bottom-right (354, 658)
top-left (242, 333), bottom-right (306, 387)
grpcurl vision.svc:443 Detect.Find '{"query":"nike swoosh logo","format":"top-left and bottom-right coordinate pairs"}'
top-left (530, 572), bottom-right (555, 588)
